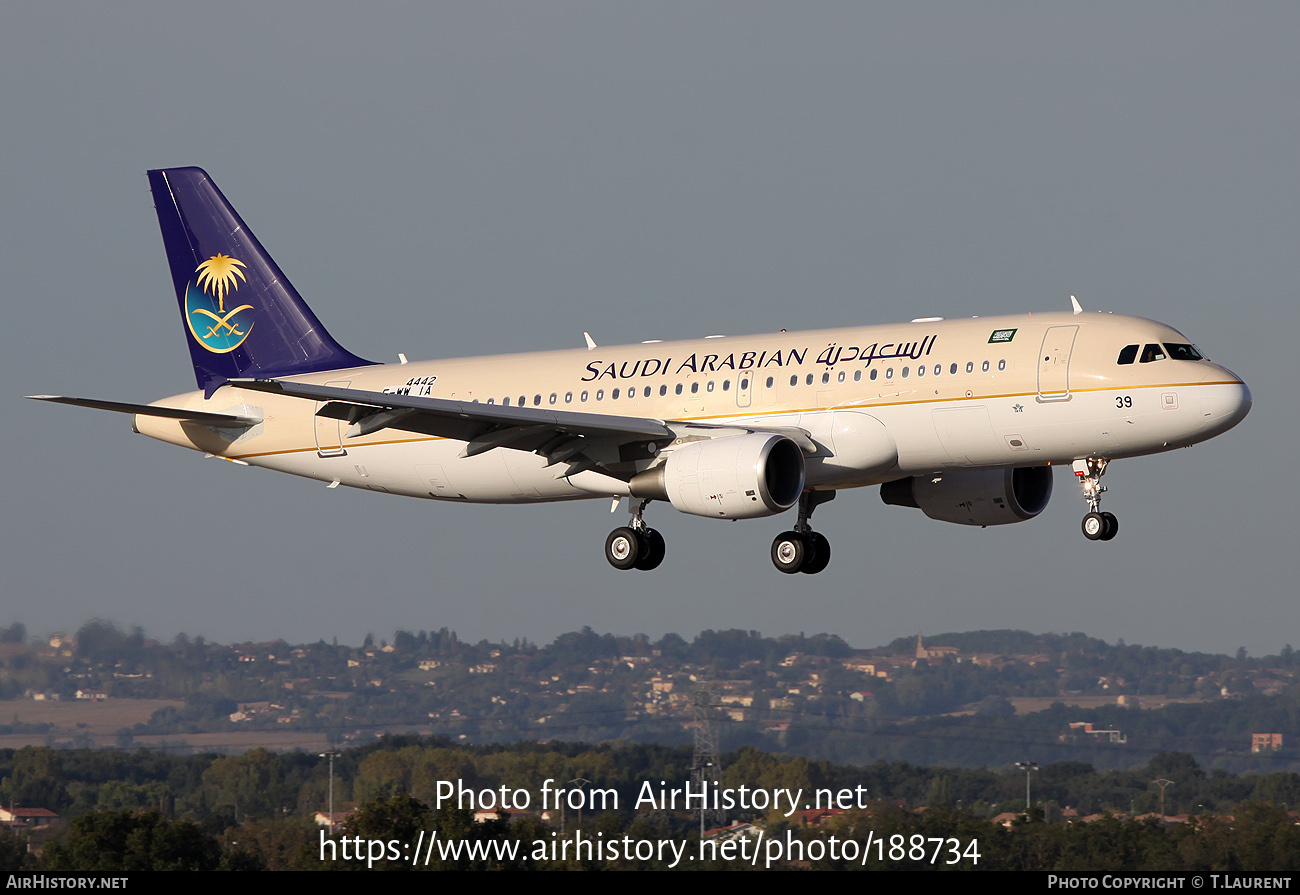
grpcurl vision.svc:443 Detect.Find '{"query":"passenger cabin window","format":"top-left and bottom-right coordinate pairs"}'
top-left (1117, 344), bottom-right (1139, 365)
top-left (1165, 343), bottom-right (1203, 360)
top-left (1140, 343), bottom-right (1167, 363)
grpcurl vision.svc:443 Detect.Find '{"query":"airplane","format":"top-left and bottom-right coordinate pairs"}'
top-left (30, 167), bottom-right (1252, 574)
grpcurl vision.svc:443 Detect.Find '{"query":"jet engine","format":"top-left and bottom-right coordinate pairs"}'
top-left (879, 467), bottom-right (1053, 526)
top-left (630, 433), bottom-right (805, 519)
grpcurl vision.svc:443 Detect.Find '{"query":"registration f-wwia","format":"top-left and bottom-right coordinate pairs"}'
top-left (32, 168), bottom-right (1252, 573)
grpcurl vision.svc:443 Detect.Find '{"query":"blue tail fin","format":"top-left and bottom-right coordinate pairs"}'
top-left (147, 167), bottom-right (375, 396)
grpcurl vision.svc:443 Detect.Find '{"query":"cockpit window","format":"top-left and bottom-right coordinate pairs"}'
top-left (1117, 344), bottom-right (1138, 365)
top-left (1164, 343), bottom-right (1203, 361)
top-left (1139, 343), bottom-right (1166, 363)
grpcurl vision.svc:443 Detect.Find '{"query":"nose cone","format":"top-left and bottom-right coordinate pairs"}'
top-left (1201, 376), bottom-right (1252, 436)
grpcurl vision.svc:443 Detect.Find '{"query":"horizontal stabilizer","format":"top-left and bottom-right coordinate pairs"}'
top-left (27, 395), bottom-right (258, 426)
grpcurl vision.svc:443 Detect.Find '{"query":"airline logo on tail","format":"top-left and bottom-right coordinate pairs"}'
top-left (185, 253), bottom-right (254, 353)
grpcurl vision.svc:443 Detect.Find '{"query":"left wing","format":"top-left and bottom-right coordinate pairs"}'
top-left (229, 378), bottom-right (815, 480)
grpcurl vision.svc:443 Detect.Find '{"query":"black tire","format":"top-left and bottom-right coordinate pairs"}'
top-left (801, 532), bottom-right (831, 574)
top-left (605, 527), bottom-right (642, 570)
top-left (1082, 512), bottom-right (1106, 541)
top-left (771, 531), bottom-right (808, 574)
top-left (1100, 512), bottom-right (1119, 541)
top-left (635, 528), bottom-right (666, 571)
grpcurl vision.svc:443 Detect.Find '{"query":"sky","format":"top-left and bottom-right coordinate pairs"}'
top-left (3, 3), bottom-right (1295, 657)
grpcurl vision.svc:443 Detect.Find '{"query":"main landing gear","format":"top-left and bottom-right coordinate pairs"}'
top-left (1074, 457), bottom-right (1118, 542)
top-left (771, 491), bottom-right (835, 575)
top-left (605, 499), bottom-right (666, 571)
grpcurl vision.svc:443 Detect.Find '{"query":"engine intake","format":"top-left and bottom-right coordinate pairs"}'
top-left (631, 433), bottom-right (805, 519)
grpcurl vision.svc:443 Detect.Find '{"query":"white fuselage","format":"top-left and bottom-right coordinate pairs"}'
top-left (134, 310), bottom-right (1251, 506)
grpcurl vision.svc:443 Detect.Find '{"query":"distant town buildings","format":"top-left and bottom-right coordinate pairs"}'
top-left (1252, 733), bottom-right (1284, 753)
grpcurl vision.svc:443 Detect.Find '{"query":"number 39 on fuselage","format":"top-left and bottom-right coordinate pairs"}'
top-left (30, 168), bottom-right (1251, 574)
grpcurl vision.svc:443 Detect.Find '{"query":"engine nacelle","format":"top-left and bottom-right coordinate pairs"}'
top-left (631, 433), bottom-right (805, 519)
top-left (880, 467), bottom-right (1053, 526)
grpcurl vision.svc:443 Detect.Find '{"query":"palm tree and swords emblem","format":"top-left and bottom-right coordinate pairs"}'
top-left (186, 254), bottom-right (253, 353)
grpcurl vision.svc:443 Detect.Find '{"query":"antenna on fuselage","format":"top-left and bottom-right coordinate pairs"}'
top-left (1070, 295), bottom-right (1083, 315)
top-left (584, 332), bottom-right (598, 350)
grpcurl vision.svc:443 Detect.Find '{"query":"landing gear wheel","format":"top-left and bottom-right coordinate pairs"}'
top-left (771, 531), bottom-right (808, 574)
top-left (605, 527), bottom-right (642, 570)
top-left (801, 532), bottom-right (831, 575)
top-left (1100, 512), bottom-right (1119, 541)
top-left (1082, 512), bottom-right (1106, 541)
top-left (634, 528), bottom-right (666, 571)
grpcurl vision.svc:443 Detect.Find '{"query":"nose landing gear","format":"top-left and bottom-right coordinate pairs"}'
top-left (1074, 458), bottom-right (1118, 541)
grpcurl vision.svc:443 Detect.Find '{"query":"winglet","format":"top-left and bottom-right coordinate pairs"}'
top-left (1070, 295), bottom-right (1083, 315)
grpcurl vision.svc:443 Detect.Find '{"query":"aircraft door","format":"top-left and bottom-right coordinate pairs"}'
top-left (1037, 326), bottom-right (1078, 401)
top-left (736, 371), bottom-right (752, 408)
top-left (314, 379), bottom-right (351, 457)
